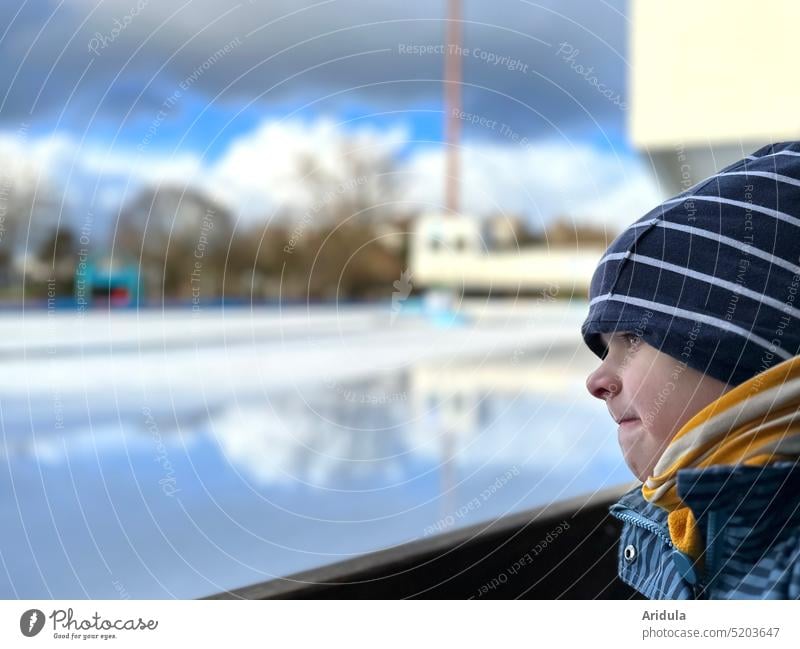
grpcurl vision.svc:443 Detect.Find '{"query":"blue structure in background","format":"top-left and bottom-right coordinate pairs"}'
top-left (75, 259), bottom-right (139, 308)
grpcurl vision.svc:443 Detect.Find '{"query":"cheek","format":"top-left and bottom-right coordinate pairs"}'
top-left (625, 364), bottom-right (677, 431)
top-left (638, 407), bottom-right (679, 452)
top-left (619, 417), bottom-right (656, 449)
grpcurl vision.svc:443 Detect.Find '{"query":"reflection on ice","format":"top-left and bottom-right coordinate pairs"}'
top-left (0, 303), bottom-right (633, 598)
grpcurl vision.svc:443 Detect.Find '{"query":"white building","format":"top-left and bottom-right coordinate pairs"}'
top-left (409, 213), bottom-right (601, 295)
top-left (630, 0), bottom-right (800, 195)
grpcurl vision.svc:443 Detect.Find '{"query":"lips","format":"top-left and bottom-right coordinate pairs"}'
top-left (612, 411), bottom-right (638, 425)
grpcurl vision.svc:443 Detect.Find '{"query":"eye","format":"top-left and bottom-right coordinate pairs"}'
top-left (625, 333), bottom-right (640, 345)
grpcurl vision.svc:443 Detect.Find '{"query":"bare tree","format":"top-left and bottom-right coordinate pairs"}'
top-left (37, 226), bottom-right (77, 293)
top-left (116, 185), bottom-right (234, 299)
top-left (273, 135), bottom-right (411, 300)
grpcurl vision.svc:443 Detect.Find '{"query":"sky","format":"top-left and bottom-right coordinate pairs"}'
top-left (0, 0), bottom-right (662, 238)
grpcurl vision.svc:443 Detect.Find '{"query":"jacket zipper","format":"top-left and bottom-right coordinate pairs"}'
top-left (609, 507), bottom-right (674, 547)
top-left (609, 505), bottom-right (709, 599)
top-left (697, 510), bottom-right (719, 598)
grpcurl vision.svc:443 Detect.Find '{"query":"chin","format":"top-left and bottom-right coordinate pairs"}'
top-left (622, 455), bottom-right (648, 482)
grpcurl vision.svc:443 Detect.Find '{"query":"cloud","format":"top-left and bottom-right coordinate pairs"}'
top-left (206, 117), bottom-right (409, 219)
top-left (81, 147), bottom-right (205, 186)
top-left (0, 0), bottom-right (629, 143)
top-left (1, 116), bottom-right (659, 236)
top-left (0, 129), bottom-right (73, 187)
top-left (402, 138), bottom-right (661, 230)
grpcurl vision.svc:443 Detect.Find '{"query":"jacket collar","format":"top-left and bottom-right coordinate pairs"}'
top-left (676, 460), bottom-right (800, 529)
top-left (613, 460), bottom-right (800, 534)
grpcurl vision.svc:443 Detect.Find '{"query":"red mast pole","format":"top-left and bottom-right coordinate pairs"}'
top-left (444, 0), bottom-right (462, 217)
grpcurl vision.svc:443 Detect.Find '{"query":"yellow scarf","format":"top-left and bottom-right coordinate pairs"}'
top-left (642, 354), bottom-right (800, 562)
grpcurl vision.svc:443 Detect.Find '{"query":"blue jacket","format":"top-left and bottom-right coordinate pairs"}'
top-left (608, 461), bottom-right (800, 599)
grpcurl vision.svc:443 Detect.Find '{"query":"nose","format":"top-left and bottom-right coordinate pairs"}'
top-left (585, 362), bottom-right (620, 401)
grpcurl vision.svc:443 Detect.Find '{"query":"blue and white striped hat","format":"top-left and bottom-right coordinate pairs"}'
top-left (581, 141), bottom-right (800, 387)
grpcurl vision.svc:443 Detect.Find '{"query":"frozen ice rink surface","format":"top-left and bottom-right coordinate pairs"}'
top-left (0, 299), bottom-right (633, 598)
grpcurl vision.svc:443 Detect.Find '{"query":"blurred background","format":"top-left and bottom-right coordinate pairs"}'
top-left (0, 0), bottom-right (796, 598)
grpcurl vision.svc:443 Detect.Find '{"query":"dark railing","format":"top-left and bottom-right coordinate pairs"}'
top-left (206, 484), bottom-right (644, 599)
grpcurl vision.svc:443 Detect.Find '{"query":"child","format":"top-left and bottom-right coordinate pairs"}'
top-left (581, 141), bottom-right (800, 599)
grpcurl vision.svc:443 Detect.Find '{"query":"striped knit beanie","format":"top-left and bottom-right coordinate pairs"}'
top-left (581, 141), bottom-right (800, 387)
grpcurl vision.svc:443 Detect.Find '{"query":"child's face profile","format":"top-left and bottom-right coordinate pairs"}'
top-left (585, 332), bottom-right (733, 482)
